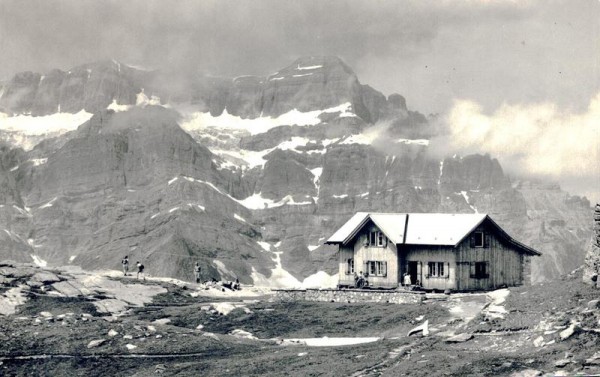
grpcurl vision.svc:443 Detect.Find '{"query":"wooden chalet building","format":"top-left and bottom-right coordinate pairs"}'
top-left (326, 213), bottom-right (541, 292)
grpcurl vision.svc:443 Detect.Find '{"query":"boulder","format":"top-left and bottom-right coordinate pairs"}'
top-left (554, 359), bottom-right (571, 368)
top-left (153, 318), bottom-right (171, 325)
top-left (87, 339), bottom-right (106, 349)
top-left (588, 299), bottom-right (600, 309)
top-left (408, 320), bottom-right (429, 337)
top-left (559, 323), bottom-right (578, 340)
top-left (29, 272), bottom-right (60, 284)
top-left (444, 333), bottom-right (473, 343)
top-left (509, 369), bottom-right (542, 377)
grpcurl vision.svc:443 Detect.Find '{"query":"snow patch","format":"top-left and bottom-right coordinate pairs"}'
top-left (136, 90), bottom-right (162, 107)
top-left (107, 100), bottom-right (131, 112)
top-left (301, 271), bottom-right (338, 289)
top-left (180, 102), bottom-right (353, 136)
top-left (292, 73), bottom-right (313, 78)
top-left (296, 64), bottom-right (323, 70)
top-left (460, 191), bottom-right (478, 213)
top-left (340, 131), bottom-right (378, 145)
top-left (332, 194), bottom-right (348, 198)
top-left (69, 255), bottom-right (76, 262)
top-left (39, 197), bottom-right (57, 209)
top-left (238, 193), bottom-right (312, 210)
top-left (396, 138), bottom-right (430, 146)
top-left (250, 252), bottom-right (302, 288)
top-left (30, 254), bottom-right (48, 267)
top-left (284, 337), bottom-right (380, 347)
top-left (257, 241), bottom-right (271, 252)
top-left (0, 110), bottom-right (93, 150)
top-left (169, 207), bottom-right (179, 213)
top-left (30, 158), bottom-right (48, 166)
top-left (167, 177), bottom-right (178, 185)
top-left (213, 260), bottom-right (236, 279)
top-left (234, 213), bottom-right (247, 223)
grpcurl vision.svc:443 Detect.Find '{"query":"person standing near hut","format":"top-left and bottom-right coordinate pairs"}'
top-left (403, 272), bottom-right (412, 288)
top-left (194, 262), bottom-right (202, 283)
top-left (121, 256), bottom-right (129, 276)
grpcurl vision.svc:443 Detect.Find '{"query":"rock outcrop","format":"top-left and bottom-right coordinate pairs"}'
top-left (0, 61), bottom-right (150, 116)
top-left (583, 204), bottom-right (600, 287)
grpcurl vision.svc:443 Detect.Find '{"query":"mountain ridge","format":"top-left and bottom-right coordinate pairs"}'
top-left (0, 56), bottom-right (592, 286)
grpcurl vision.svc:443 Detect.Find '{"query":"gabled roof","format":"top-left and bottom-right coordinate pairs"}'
top-left (327, 213), bottom-right (408, 245)
top-left (405, 213), bottom-right (486, 245)
top-left (325, 212), bottom-right (541, 256)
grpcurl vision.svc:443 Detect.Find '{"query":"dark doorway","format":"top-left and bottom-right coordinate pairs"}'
top-left (408, 261), bottom-right (418, 285)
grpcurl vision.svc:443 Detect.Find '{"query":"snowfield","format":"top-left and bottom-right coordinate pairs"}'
top-left (0, 110), bottom-right (93, 150)
top-left (180, 102), bottom-right (355, 136)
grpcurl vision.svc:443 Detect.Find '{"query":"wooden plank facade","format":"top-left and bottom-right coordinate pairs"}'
top-left (335, 215), bottom-right (539, 292)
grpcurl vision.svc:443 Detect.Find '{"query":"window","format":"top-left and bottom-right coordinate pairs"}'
top-left (346, 258), bottom-right (354, 274)
top-left (366, 261), bottom-right (387, 277)
top-left (368, 231), bottom-right (387, 247)
top-left (470, 261), bottom-right (489, 278)
top-left (473, 232), bottom-right (484, 247)
top-left (427, 262), bottom-right (447, 278)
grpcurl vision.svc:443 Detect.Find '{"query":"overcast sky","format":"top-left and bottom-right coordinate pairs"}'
top-left (0, 0), bottom-right (597, 113)
top-left (0, 0), bottom-right (598, 201)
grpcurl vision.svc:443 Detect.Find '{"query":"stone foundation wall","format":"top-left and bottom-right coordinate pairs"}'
top-left (583, 204), bottom-right (600, 287)
top-left (273, 289), bottom-right (425, 304)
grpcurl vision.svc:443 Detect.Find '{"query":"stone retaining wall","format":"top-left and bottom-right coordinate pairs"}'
top-left (273, 288), bottom-right (425, 304)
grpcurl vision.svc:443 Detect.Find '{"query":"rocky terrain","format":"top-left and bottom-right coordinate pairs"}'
top-left (1, 261), bottom-right (599, 376)
top-left (583, 204), bottom-right (600, 287)
top-left (0, 56), bottom-right (593, 285)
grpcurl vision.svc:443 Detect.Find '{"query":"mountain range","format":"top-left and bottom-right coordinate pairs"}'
top-left (0, 56), bottom-right (592, 286)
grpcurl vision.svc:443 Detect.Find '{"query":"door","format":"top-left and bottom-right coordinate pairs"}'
top-left (408, 261), bottom-right (421, 285)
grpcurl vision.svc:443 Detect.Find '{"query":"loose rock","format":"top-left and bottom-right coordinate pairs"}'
top-left (444, 333), bottom-right (473, 343)
top-left (87, 339), bottom-right (106, 349)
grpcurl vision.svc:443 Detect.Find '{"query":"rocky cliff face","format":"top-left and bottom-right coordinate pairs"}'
top-left (0, 61), bottom-right (150, 116)
top-left (0, 56), bottom-right (593, 285)
top-left (583, 204), bottom-right (600, 287)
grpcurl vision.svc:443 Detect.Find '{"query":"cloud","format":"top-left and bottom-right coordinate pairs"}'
top-left (431, 93), bottom-right (600, 202)
top-left (1, 1), bottom-right (597, 116)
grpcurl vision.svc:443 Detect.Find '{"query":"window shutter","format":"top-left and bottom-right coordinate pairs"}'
top-left (445, 262), bottom-right (450, 279)
top-left (470, 235), bottom-right (475, 248)
top-left (484, 234), bottom-right (491, 248)
top-left (383, 262), bottom-right (387, 277)
top-left (383, 236), bottom-right (388, 248)
top-left (470, 262), bottom-right (476, 277)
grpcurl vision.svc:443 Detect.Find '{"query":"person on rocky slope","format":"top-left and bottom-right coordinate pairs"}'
top-left (194, 262), bottom-right (201, 283)
top-left (121, 256), bottom-right (129, 276)
top-left (136, 261), bottom-right (145, 280)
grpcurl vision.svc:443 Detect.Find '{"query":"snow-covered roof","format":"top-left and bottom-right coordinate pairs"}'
top-left (405, 213), bottom-right (486, 245)
top-left (326, 212), bottom-right (371, 244)
top-left (369, 213), bottom-right (408, 244)
top-left (327, 213), bottom-right (409, 244)
top-left (325, 212), bottom-right (540, 255)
